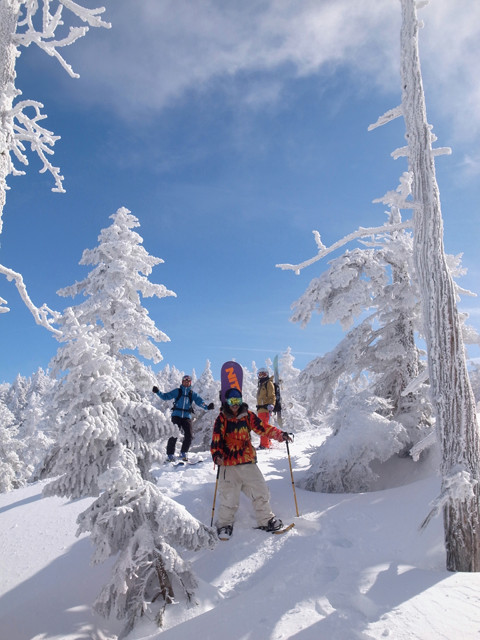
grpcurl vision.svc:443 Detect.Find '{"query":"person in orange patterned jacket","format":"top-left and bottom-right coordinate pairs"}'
top-left (211, 387), bottom-right (292, 540)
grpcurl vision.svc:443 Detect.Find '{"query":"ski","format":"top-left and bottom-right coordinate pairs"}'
top-left (220, 360), bottom-right (243, 403)
top-left (173, 459), bottom-right (203, 467)
top-left (273, 355), bottom-right (283, 429)
top-left (165, 457), bottom-right (203, 466)
top-left (255, 522), bottom-right (295, 535)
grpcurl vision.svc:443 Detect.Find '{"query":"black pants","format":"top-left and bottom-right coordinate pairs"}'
top-left (167, 415), bottom-right (193, 456)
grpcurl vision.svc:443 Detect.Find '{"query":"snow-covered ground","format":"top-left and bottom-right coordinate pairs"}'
top-left (1, 428), bottom-right (480, 640)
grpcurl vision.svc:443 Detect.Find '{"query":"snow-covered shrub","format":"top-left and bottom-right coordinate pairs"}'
top-left (302, 386), bottom-right (409, 493)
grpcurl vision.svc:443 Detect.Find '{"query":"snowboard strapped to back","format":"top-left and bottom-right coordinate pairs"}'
top-left (220, 361), bottom-right (243, 403)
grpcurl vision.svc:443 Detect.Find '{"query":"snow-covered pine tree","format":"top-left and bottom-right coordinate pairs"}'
top-left (276, 348), bottom-right (312, 433)
top-left (155, 364), bottom-right (185, 392)
top-left (58, 207), bottom-right (176, 369)
top-left (302, 383), bottom-right (409, 493)
top-left (12, 368), bottom-right (57, 483)
top-left (243, 362), bottom-right (260, 408)
top-left (77, 445), bottom-right (217, 637)
top-left (290, 202), bottom-right (431, 440)
top-left (191, 360), bottom-right (219, 450)
top-left (0, 398), bottom-right (23, 492)
top-left (0, 0), bottom-right (109, 326)
top-left (397, 0), bottom-right (480, 572)
top-left (44, 311), bottom-right (216, 633)
top-left (43, 308), bottom-right (172, 498)
top-left (55, 207), bottom-right (177, 469)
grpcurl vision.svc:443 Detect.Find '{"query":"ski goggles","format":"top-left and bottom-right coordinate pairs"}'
top-left (226, 396), bottom-right (242, 406)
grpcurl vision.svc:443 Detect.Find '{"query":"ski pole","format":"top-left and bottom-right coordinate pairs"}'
top-left (211, 466), bottom-right (220, 527)
top-left (286, 437), bottom-right (300, 517)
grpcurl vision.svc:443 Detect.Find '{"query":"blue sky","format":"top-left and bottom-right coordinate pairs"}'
top-left (1, 0), bottom-right (480, 384)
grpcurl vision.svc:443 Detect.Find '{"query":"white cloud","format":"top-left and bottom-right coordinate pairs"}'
top-left (66, 0), bottom-right (480, 143)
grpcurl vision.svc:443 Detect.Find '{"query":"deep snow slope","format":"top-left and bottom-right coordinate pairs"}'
top-left (1, 430), bottom-right (480, 640)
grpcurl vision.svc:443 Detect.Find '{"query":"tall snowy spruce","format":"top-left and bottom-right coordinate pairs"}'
top-left (43, 311), bottom-right (216, 634)
top-left (44, 210), bottom-right (216, 633)
top-left (0, 0), bottom-right (109, 326)
top-left (58, 207), bottom-right (176, 370)
top-left (0, 398), bottom-right (23, 492)
top-left (397, 0), bottom-right (480, 571)
top-left (56, 206), bottom-right (178, 472)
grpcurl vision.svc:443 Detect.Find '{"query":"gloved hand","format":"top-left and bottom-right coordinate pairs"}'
top-left (152, 386), bottom-right (159, 393)
top-left (214, 454), bottom-right (224, 466)
top-left (207, 402), bottom-right (214, 410)
top-left (267, 404), bottom-right (274, 412)
top-left (282, 431), bottom-right (293, 443)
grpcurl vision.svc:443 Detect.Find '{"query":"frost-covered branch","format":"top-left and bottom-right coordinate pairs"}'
top-left (368, 105), bottom-right (403, 131)
top-left (420, 467), bottom-right (477, 530)
top-left (10, 99), bottom-right (64, 192)
top-left (0, 0), bottom-right (111, 229)
top-left (0, 262), bottom-right (61, 334)
top-left (276, 220), bottom-right (412, 274)
top-left (15, 0), bottom-right (111, 78)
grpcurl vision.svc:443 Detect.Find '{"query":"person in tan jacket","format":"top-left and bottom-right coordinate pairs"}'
top-left (256, 367), bottom-right (276, 449)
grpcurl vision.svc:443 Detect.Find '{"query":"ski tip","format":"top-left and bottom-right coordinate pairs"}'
top-left (272, 523), bottom-right (295, 534)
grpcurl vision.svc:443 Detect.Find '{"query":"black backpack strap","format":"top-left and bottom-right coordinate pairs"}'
top-left (172, 388), bottom-right (194, 412)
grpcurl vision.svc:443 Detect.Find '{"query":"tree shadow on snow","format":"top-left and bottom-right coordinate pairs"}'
top-left (0, 492), bottom-right (43, 515)
top-left (0, 536), bottom-right (121, 640)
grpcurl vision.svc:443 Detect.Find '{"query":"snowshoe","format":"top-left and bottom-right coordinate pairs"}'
top-left (217, 525), bottom-right (233, 541)
top-left (259, 517), bottom-right (283, 532)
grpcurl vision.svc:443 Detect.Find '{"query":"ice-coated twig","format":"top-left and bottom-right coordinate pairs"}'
top-left (0, 262), bottom-right (61, 334)
top-left (276, 220), bottom-right (412, 275)
top-left (10, 99), bottom-right (65, 192)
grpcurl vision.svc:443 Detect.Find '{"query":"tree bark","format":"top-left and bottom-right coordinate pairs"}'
top-left (400, 0), bottom-right (480, 571)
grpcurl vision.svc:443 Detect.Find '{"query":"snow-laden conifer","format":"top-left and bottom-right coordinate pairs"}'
top-left (58, 207), bottom-right (176, 367)
top-left (190, 360), bottom-right (219, 450)
top-left (276, 348), bottom-right (312, 433)
top-left (76, 444), bottom-right (217, 636)
top-left (0, 399), bottom-right (23, 492)
top-left (43, 308), bottom-right (172, 498)
top-left (291, 205), bottom-right (432, 439)
top-left (302, 384), bottom-right (409, 493)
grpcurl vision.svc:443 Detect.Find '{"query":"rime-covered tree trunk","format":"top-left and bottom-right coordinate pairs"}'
top-left (401, 0), bottom-right (480, 571)
top-left (0, 0), bottom-right (20, 229)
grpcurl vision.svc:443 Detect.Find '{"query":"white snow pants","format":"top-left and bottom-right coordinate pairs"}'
top-left (216, 463), bottom-right (274, 528)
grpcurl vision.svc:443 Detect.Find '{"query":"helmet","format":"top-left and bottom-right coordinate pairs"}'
top-left (257, 368), bottom-right (269, 379)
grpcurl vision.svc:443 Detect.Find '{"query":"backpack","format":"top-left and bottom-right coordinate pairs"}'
top-left (172, 387), bottom-right (194, 413)
top-left (273, 382), bottom-right (282, 413)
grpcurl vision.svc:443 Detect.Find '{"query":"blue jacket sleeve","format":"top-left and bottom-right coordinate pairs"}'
top-left (155, 388), bottom-right (179, 401)
top-left (192, 391), bottom-right (208, 410)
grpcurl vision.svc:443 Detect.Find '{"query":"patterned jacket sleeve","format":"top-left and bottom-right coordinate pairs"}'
top-left (248, 411), bottom-right (284, 442)
top-left (210, 413), bottom-right (225, 461)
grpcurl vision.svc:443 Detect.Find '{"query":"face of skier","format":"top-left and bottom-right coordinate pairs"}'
top-left (226, 396), bottom-right (242, 413)
top-left (182, 375), bottom-right (192, 387)
top-left (226, 388), bottom-right (242, 413)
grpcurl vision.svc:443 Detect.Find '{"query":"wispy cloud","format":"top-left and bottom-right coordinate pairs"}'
top-left (64, 1), bottom-right (480, 144)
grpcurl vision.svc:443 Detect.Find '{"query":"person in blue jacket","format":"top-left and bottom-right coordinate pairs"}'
top-left (152, 374), bottom-right (214, 461)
